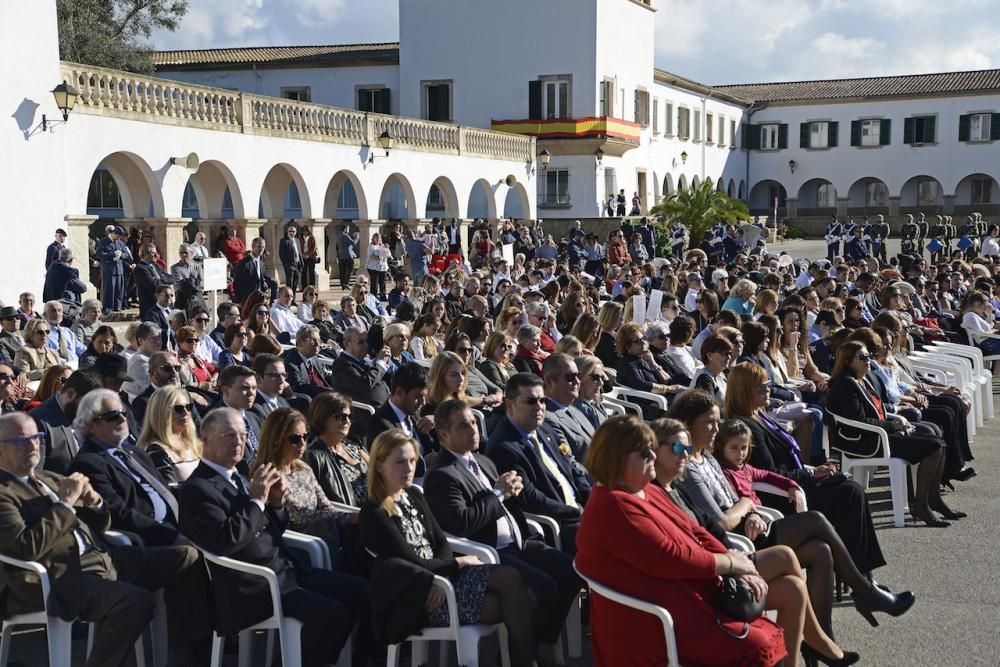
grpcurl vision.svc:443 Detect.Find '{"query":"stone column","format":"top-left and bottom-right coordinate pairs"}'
top-left (458, 219), bottom-right (474, 257)
top-left (141, 218), bottom-right (192, 267)
top-left (943, 195), bottom-right (956, 215)
top-left (836, 197), bottom-right (849, 217)
top-left (306, 219), bottom-right (331, 290)
top-left (888, 196), bottom-right (901, 216)
top-left (354, 220), bottom-right (388, 279)
top-left (65, 214), bottom-right (99, 300)
top-left (785, 198), bottom-right (799, 219)
top-left (259, 219), bottom-right (285, 276)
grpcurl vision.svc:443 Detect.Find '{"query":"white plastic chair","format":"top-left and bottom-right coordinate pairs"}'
top-left (284, 529), bottom-right (333, 570)
top-left (826, 412), bottom-right (914, 528)
top-left (351, 400), bottom-right (376, 417)
top-left (606, 386), bottom-right (669, 412)
top-left (522, 512), bottom-right (561, 551)
top-left (574, 563), bottom-right (681, 667)
top-left (603, 395), bottom-right (643, 416)
top-left (924, 341), bottom-right (995, 420)
top-left (752, 482), bottom-right (808, 511)
top-left (0, 555), bottom-right (73, 667)
top-left (471, 408), bottom-right (488, 440)
top-left (600, 399), bottom-right (626, 417)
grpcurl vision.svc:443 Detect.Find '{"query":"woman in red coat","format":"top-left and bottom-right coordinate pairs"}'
top-left (577, 415), bottom-right (852, 667)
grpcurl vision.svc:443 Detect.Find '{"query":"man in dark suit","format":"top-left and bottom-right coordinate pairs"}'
top-left (131, 351), bottom-right (208, 428)
top-left (0, 412), bottom-right (209, 666)
top-left (366, 363), bottom-right (435, 474)
top-left (97, 225), bottom-right (132, 314)
top-left (541, 353), bottom-right (595, 461)
top-left (282, 325), bottom-right (333, 398)
top-left (30, 369), bottom-right (102, 474)
top-left (44, 228), bottom-right (66, 270)
top-left (178, 408), bottom-right (367, 666)
top-left (485, 373), bottom-right (590, 554)
top-left (0, 307), bottom-right (24, 363)
top-left (279, 224), bottom-right (304, 296)
top-left (232, 237), bottom-right (277, 305)
top-left (68, 389), bottom-right (182, 547)
top-left (209, 365), bottom-right (264, 472)
top-left (133, 243), bottom-right (175, 317)
top-left (252, 353), bottom-right (310, 416)
top-left (42, 247), bottom-right (87, 304)
top-left (425, 399), bottom-right (583, 648)
top-left (142, 283), bottom-right (177, 351)
top-left (210, 302), bottom-right (242, 348)
top-left (332, 325), bottom-right (391, 437)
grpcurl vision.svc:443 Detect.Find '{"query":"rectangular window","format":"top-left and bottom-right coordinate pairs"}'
top-left (600, 79), bottom-right (615, 117)
top-left (678, 107), bottom-right (690, 140)
top-left (544, 80), bottom-right (570, 119)
top-left (817, 183), bottom-right (836, 208)
top-left (730, 119), bottom-right (737, 147)
top-left (809, 121), bottom-right (829, 148)
top-left (541, 169), bottom-right (570, 206)
top-left (357, 87), bottom-right (390, 114)
top-left (861, 119), bottom-right (881, 146)
top-left (970, 113), bottom-right (992, 141)
top-left (718, 116), bottom-right (726, 147)
top-left (634, 89), bottom-right (650, 126)
top-left (285, 182), bottom-right (302, 213)
top-left (652, 99), bottom-right (659, 134)
top-left (337, 182), bottom-right (359, 210)
top-left (664, 102), bottom-right (674, 135)
top-left (972, 177), bottom-right (993, 204)
top-left (423, 81), bottom-right (452, 122)
top-left (280, 87), bottom-right (311, 103)
top-left (866, 182), bottom-right (888, 207)
top-left (760, 124), bottom-right (780, 149)
top-left (427, 185), bottom-right (445, 210)
top-left (693, 110), bottom-right (702, 141)
top-left (917, 179), bottom-right (940, 206)
top-left (905, 115), bottom-right (936, 144)
top-left (706, 113), bottom-right (714, 143)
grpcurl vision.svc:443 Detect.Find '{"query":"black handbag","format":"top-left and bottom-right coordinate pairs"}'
top-left (716, 576), bottom-right (766, 639)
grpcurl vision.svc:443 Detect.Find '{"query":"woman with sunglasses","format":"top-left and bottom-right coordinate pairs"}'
top-left (297, 285), bottom-right (319, 322)
top-left (245, 303), bottom-right (280, 343)
top-left (254, 407), bottom-right (355, 553)
top-left (137, 385), bottom-right (202, 486)
top-left (217, 324), bottom-right (251, 370)
top-left (25, 364), bottom-right (71, 411)
top-left (574, 355), bottom-right (610, 428)
top-left (445, 332), bottom-right (502, 410)
top-left (14, 319), bottom-right (61, 381)
top-left (305, 393), bottom-right (369, 508)
top-left (176, 325), bottom-right (218, 394)
top-left (827, 341), bottom-right (961, 527)
top-left (478, 332), bottom-right (515, 390)
top-left (647, 417), bottom-right (863, 666)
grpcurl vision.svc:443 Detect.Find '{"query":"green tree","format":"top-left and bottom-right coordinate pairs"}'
top-left (57, 0), bottom-right (188, 73)
top-left (649, 179), bottom-right (752, 247)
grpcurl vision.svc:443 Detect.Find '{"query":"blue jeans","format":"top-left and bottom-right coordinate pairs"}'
top-left (978, 337), bottom-right (1000, 355)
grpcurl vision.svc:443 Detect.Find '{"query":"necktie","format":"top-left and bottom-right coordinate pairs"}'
top-left (243, 415), bottom-right (259, 467)
top-left (56, 328), bottom-right (68, 360)
top-left (528, 433), bottom-right (579, 509)
top-left (306, 360), bottom-right (328, 388)
top-left (468, 457), bottom-right (522, 549)
top-left (111, 449), bottom-right (178, 521)
top-left (407, 416), bottom-right (424, 454)
top-left (231, 471), bottom-right (249, 497)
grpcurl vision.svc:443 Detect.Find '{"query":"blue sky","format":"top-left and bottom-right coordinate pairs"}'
top-left (152, 0), bottom-right (1000, 84)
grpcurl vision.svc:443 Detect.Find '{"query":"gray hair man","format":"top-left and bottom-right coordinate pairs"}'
top-left (541, 353), bottom-right (594, 460)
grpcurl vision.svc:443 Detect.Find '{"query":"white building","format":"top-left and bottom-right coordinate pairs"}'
top-left (154, 0), bottom-right (1000, 229)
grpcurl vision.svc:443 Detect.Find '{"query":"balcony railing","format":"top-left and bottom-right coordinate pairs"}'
top-left (538, 193), bottom-right (572, 208)
top-left (492, 116), bottom-right (641, 144)
top-left (60, 61), bottom-right (534, 163)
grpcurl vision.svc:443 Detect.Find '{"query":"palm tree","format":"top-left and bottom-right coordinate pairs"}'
top-left (649, 180), bottom-right (751, 247)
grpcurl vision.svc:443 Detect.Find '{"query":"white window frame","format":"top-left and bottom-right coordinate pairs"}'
top-left (652, 98), bottom-right (660, 135)
top-left (693, 109), bottom-right (702, 142)
top-left (917, 179), bottom-right (940, 206)
top-left (541, 168), bottom-right (571, 207)
top-left (760, 123), bottom-right (780, 150)
top-left (280, 87), bottom-right (311, 103)
top-left (421, 80), bottom-right (454, 122)
top-left (972, 177), bottom-right (993, 204)
top-left (718, 115), bottom-right (726, 147)
top-left (706, 112), bottom-right (714, 144)
top-left (809, 121), bottom-right (829, 149)
top-left (664, 102), bottom-right (674, 136)
top-left (970, 113), bottom-right (992, 142)
top-left (816, 183), bottom-right (836, 208)
top-left (730, 119), bottom-right (737, 149)
top-left (678, 106), bottom-right (690, 141)
top-left (860, 119), bottom-right (881, 147)
top-left (541, 77), bottom-right (571, 119)
top-left (866, 181), bottom-right (888, 207)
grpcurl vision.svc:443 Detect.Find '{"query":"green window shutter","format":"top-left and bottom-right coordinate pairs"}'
top-left (358, 90), bottom-right (372, 112)
top-left (850, 120), bottom-right (862, 146)
top-left (777, 123), bottom-right (788, 149)
top-left (375, 89), bottom-right (391, 114)
top-left (743, 123), bottom-right (760, 150)
top-left (958, 114), bottom-right (971, 142)
top-left (799, 122), bottom-right (810, 148)
top-left (827, 121), bottom-right (839, 147)
top-left (924, 116), bottom-right (936, 143)
top-left (528, 81), bottom-right (542, 120)
top-left (879, 119), bottom-right (891, 145)
top-left (903, 117), bottom-right (914, 144)
top-left (991, 114), bottom-right (1000, 140)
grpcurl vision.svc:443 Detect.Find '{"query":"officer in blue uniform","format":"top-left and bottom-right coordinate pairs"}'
top-left (97, 225), bottom-right (132, 314)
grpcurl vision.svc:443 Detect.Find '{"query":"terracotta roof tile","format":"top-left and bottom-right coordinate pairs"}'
top-left (152, 43), bottom-right (400, 69)
top-left (714, 69), bottom-right (1000, 103)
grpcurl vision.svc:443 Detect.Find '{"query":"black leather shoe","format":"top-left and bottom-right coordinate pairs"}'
top-left (953, 467), bottom-right (977, 482)
top-left (801, 644), bottom-right (861, 666)
top-left (852, 584), bottom-right (916, 627)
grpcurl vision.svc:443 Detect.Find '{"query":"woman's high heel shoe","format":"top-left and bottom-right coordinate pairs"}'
top-left (911, 508), bottom-right (951, 528)
top-left (852, 584), bottom-right (916, 627)
top-left (801, 644), bottom-right (860, 666)
top-left (930, 502), bottom-right (967, 520)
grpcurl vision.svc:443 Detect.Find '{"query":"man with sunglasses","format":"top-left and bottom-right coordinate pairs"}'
top-left (0, 306), bottom-right (25, 363)
top-left (131, 351), bottom-right (206, 428)
top-left (541, 353), bottom-right (594, 461)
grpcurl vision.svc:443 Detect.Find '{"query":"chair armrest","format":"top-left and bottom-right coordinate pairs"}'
top-left (445, 535), bottom-right (499, 564)
top-left (284, 530), bottom-right (332, 570)
top-left (330, 501), bottom-right (360, 514)
top-left (0, 554), bottom-right (52, 601)
top-left (525, 518), bottom-right (544, 536)
top-left (755, 506), bottom-right (784, 523)
top-left (603, 395), bottom-right (643, 416)
top-left (200, 550), bottom-right (284, 618)
top-left (726, 532), bottom-right (756, 553)
top-left (351, 401), bottom-right (376, 416)
top-left (828, 412), bottom-right (892, 459)
top-left (600, 399), bottom-right (626, 416)
top-left (523, 512), bottom-right (562, 551)
top-left (103, 529), bottom-right (142, 547)
top-left (608, 387), bottom-right (669, 411)
top-left (753, 482), bottom-right (808, 511)
top-left (431, 575), bottom-right (460, 632)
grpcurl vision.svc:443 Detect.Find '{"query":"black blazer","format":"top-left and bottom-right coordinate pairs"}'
top-left (281, 348), bottom-right (332, 398)
top-left (68, 438), bottom-right (180, 546)
top-left (278, 237), bottom-right (303, 270)
top-left (329, 353), bottom-right (390, 408)
top-left (232, 254), bottom-right (276, 305)
top-left (423, 449), bottom-right (537, 548)
top-left (825, 375), bottom-right (896, 458)
top-left (178, 462), bottom-right (306, 635)
top-left (485, 417), bottom-right (588, 522)
top-left (133, 261), bottom-right (175, 316)
top-left (359, 487), bottom-right (458, 578)
top-left (142, 305), bottom-right (174, 351)
top-left (29, 396), bottom-right (77, 474)
top-left (366, 401), bottom-right (433, 476)
top-left (42, 261), bottom-right (87, 304)
top-left (739, 416), bottom-right (813, 486)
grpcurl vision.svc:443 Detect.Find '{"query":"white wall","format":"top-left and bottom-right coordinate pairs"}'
top-left (399, 0), bottom-right (598, 127)
top-left (159, 65), bottom-right (401, 115)
top-left (0, 0), bottom-right (68, 305)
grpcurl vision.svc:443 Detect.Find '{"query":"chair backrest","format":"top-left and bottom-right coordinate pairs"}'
top-left (573, 563), bottom-right (681, 667)
top-left (351, 400), bottom-right (376, 416)
top-left (601, 399), bottom-right (626, 416)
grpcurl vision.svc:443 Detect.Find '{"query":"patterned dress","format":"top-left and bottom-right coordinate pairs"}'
top-left (394, 492), bottom-right (496, 627)
top-left (284, 465), bottom-right (346, 533)
top-left (333, 441), bottom-right (369, 507)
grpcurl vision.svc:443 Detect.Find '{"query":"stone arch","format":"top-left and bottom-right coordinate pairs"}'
top-left (86, 151), bottom-right (163, 218)
top-left (717, 178), bottom-right (725, 193)
top-left (652, 171), bottom-right (661, 203)
top-left (425, 176), bottom-right (460, 219)
top-left (662, 173), bottom-right (675, 197)
top-left (323, 169), bottom-right (368, 220)
top-left (749, 180), bottom-right (787, 212)
top-left (677, 174), bottom-right (688, 192)
top-left (258, 163), bottom-right (311, 219)
top-left (899, 175), bottom-right (944, 210)
top-left (378, 173), bottom-right (417, 220)
top-left (503, 183), bottom-right (530, 219)
top-left (738, 180), bottom-right (746, 200)
top-left (796, 178), bottom-right (838, 211)
top-left (727, 179), bottom-right (736, 198)
top-left (847, 177), bottom-right (890, 211)
top-left (954, 173), bottom-right (1000, 207)
top-left (691, 175), bottom-right (701, 189)
top-left (183, 159), bottom-right (243, 219)
top-left (467, 178), bottom-right (497, 220)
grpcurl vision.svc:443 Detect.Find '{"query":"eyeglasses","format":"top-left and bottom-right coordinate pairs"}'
top-left (638, 446), bottom-right (656, 462)
top-left (519, 396), bottom-right (546, 406)
top-left (235, 331), bottom-right (248, 338)
top-left (0, 373), bottom-right (12, 382)
top-left (661, 441), bottom-right (693, 457)
top-left (0, 433), bottom-right (47, 448)
top-left (35, 330), bottom-right (50, 336)
top-left (855, 352), bottom-right (872, 362)
top-left (287, 433), bottom-right (309, 445)
top-left (589, 373), bottom-right (606, 383)
top-left (172, 403), bottom-right (194, 415)
top-left (158, 364), bottom-right (182, 373)
top-left (183, 338), bottom-right (199, 344)
top-left (256, 310), bottom-right (268, 316)
top-left (563, 372), bottom-right (581, 383)
top-left (195, 317), bottom-right (209, 324)
top-left (94, 409), bottom-right (127, 422)
top-left (455, 347), bottom-right (473, 354)
top-left (332, 413), bottom-right (352, 423)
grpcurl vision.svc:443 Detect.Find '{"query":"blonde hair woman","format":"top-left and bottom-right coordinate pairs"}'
top-left (136, 385), bottom-right (202, 485)
top-left (479, 332), bottom-right (515, 389)
top-left (426, 351), bottom-right (469, 407)
top-left (14, 320), bottom-right (60, 381)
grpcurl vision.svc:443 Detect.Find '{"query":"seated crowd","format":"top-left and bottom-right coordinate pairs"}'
top-left (2, 215), bottom-right (998, 666)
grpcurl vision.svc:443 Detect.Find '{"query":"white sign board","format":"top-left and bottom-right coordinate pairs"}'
top-left (645, 289), bottom-right (664, 323)
top-left (203, 258), bottom-right (228, 291)
top-left (631, 294), bottom-right (646, 324)
top-left (501, 243), bottom-right (515, 265)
